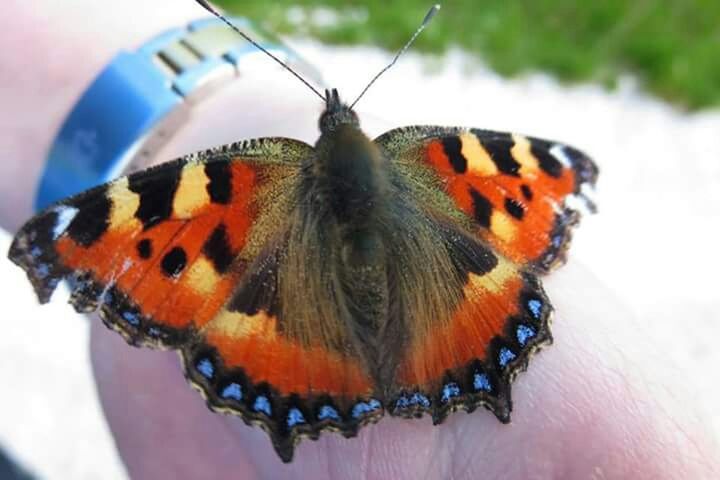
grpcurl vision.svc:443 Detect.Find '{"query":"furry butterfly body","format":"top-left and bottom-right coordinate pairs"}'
top-left (9, 88), bottom-right (597, 462)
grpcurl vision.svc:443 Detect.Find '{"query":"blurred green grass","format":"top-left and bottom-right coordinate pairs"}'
top-left (216, 0), bottom-right (720, 110)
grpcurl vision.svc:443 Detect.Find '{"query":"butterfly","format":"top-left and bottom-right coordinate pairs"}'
top-left (8, 4), bottom-right (597, 465)
top-left (9, 86), bottom-right (597, 461)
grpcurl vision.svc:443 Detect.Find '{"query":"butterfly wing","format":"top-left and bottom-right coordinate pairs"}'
top-left (10, 138), bottom-right (309, 347)
top-left (388, 221), bottom-right (552, 424)
top-left (376, 126), bottom-right (598, 273)
top-left (375, 126), bottom-right (595, 422)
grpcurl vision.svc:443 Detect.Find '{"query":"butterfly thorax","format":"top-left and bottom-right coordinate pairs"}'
top-left (312, 89), bottom-right (390, 234)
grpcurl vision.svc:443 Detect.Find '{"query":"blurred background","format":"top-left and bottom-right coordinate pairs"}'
top-left (1, 1), bottom-right (719, 478)
top-left (222, 0), bottom-right (720, 111)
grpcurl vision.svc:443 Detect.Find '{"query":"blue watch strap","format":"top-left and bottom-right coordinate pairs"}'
top-left (35, 17), bottom-right (322, 211)
top-left (36, 51), bottom-right (181, 211)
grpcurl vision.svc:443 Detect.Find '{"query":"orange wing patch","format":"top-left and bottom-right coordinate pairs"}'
top-left (185, 309), bottom-right (382, 463)
top-left (196, 308), bottom-right (373, 399)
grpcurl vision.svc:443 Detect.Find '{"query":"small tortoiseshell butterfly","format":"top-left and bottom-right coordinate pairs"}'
top-left (8, 3), bottom-right (597, 463)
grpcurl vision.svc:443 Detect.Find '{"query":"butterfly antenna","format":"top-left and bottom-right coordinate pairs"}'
top-left (194, 0), bottom-right (326, 101)
top-left (350, 4), bottom-right (441, 109)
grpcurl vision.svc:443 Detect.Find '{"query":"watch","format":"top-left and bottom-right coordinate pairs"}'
top-left (35, 16), bottom-right (323, 211)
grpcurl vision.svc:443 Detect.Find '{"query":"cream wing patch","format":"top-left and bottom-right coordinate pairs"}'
top-left (510, 134), bottom-right (540, 176)
top-left (107, 178), bottom-right (141, 231)
top-left (204, 309), bottom-right (278, 341)
top-left (173, 162), bottom-right (211, 218)
top-left (460, 132), bottom-right (498, 176)
top-left (465, 255), bottom-right (517, 296)
top-left (490, 210), bottom-right (518, 243)
top-left (185, 257), bottom-right (222, 296)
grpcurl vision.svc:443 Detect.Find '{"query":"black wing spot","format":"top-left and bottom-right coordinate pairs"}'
top-left (67, 187), bottom-right (111, 247)
top-left (136, 239), bottom-right (152, 259)
top-left (441, 136), bottom-right (466, 174)
top-left (205, 162), bottom-right (232, 204)
top-left (520, 184), bottom-right (533, 201)
top-left (202, 223), bottom-right (234, 274)
top-left (504, 197), bottom-right (525, 220)
top-left (469, 187), bottom-right (492, 228)
top-left (161, 246), bottom-right (187, 277)
top-left (129, 165), bottom-right (182, 229)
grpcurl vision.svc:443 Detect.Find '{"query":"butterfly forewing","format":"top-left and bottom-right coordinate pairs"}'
top-left (9, 138), bottom-right (310, 347)
top-left (376, 126), bottom-right (598, 273)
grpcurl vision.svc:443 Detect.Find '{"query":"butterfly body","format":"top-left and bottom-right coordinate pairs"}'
top-left (10, 88), bottom-right (597, 462)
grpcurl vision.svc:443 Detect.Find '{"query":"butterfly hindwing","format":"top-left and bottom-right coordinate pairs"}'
top-left (9, 138), bottom-right (311, 348)
top-left (184, 240), bottom-right (384, 462)
top-left (376, 126), bottom-right (598, 273)
top-left (388, 222), bottom-right (552, 423)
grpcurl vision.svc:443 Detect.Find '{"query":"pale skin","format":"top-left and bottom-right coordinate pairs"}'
top-left (2, 1), bottom-right (719, 478)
